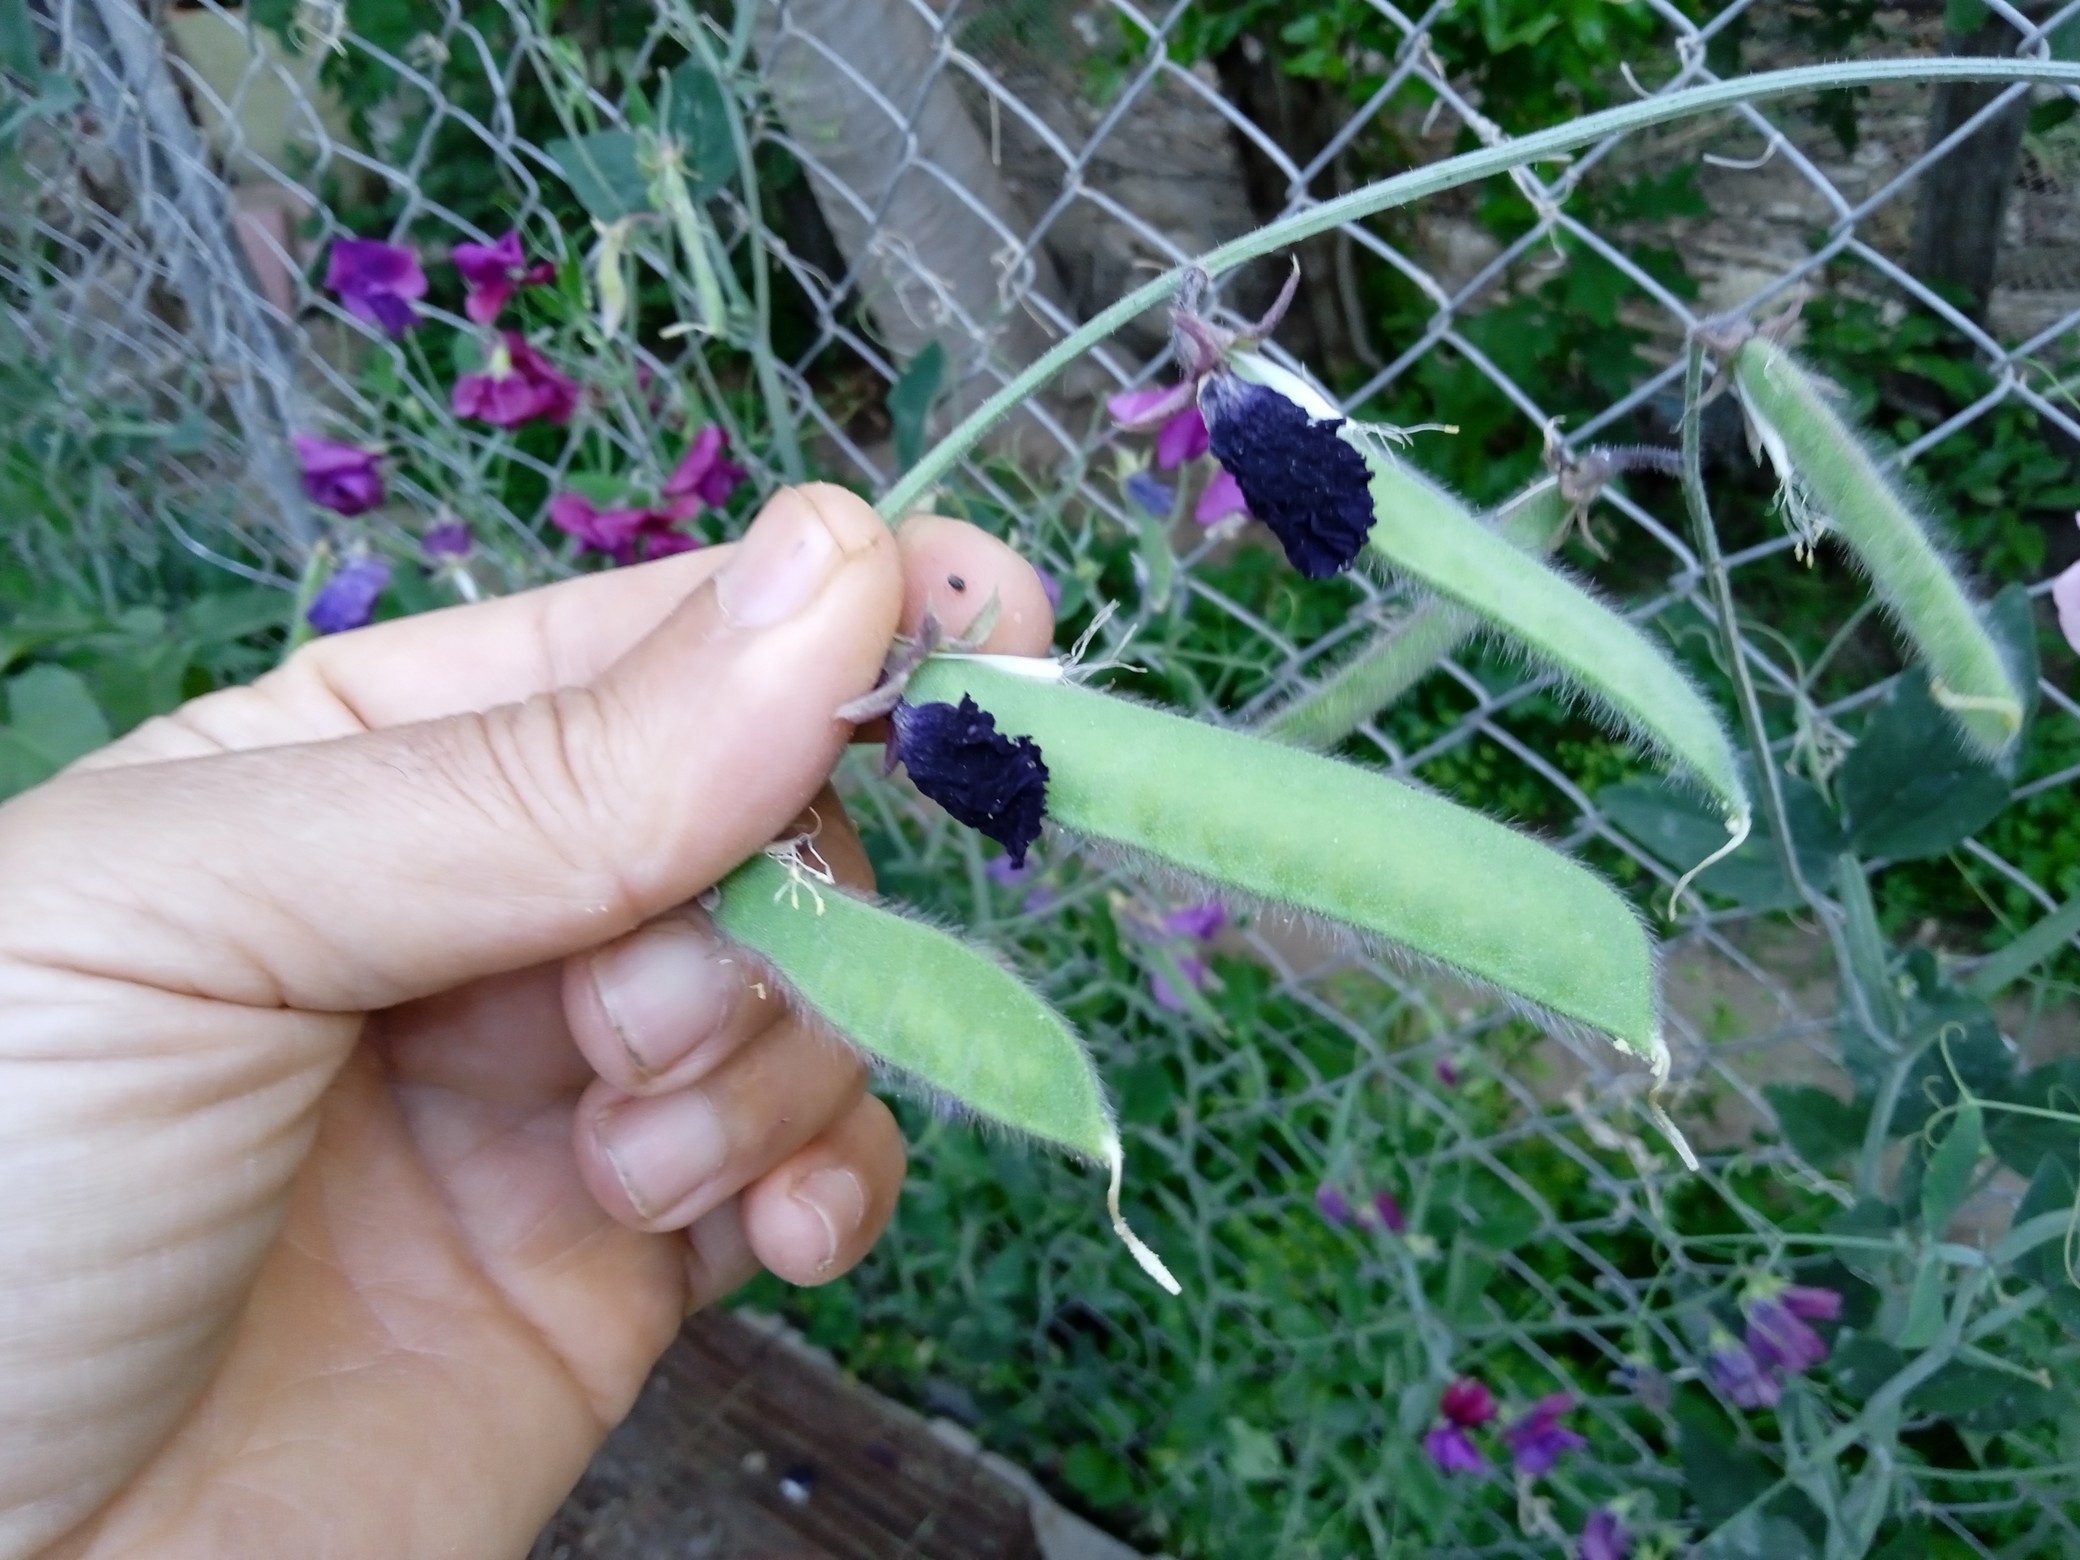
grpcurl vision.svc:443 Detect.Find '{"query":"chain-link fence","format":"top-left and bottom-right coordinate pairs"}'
top-left (7, 2), bottom-right (2080, 1556)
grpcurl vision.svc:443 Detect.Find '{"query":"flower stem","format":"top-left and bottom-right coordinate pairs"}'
top-left (878, 56), bottom-right (2080, 523)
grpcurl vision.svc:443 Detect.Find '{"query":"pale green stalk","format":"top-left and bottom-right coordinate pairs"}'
top-left (1263, 479), bottom-right (1570, 748)
top-left (879, 58), bottom-right (2080, 523)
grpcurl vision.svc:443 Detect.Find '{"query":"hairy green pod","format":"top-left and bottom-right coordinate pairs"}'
top-left (1263, 479), bottom-right (1571, 748)
top-left (1358, 452), bottom-right (1750, 835)
top-left (1732, 337), bottom-right (2025, 757)
top-left (713, 852), bottom-right (1179, 1293)
top-left (905, 657), bottom-right (1665, 1068)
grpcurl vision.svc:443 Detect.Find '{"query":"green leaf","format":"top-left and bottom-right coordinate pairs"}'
top-left (1839, 670), bottom-right (2010, 861)
top-left (1765, 1084), bottom-right (1868, 1169)
top-left (662, 62), bottom-right (738, 200)
top-left (182, 588), bottom-right (290, 648)
top-left (1988, 1059), bottom-right (2080, 1178)
top-left (1600, 767), bottom-right (1841, 910)
top-left (1945, 0), bottom-right (1992, 33)
top-left (1894, 1252), bottom-right (1946, 1349)
top-left (2012, 1155), bottom-right (2080, 1335)
top-left (0, 728), bottom-right (53, 798)
top-left (1829, 1336), bottom-right (1908, 1403)
top-left (888, 340), bottom-right (947, 475)
top-left (1920, 1097), bottom-right (1984, 1232)
top-left (1885, 982), bottom-right (2012, 1138)
top-left (1225, 1417), bottom-right (1285, 1484)
top-left (548, 130), bottom-right (652, 221)
top-left (0, 0), bottom-right (38, 79)
top-left (6, 664), bottom-right (110, 767)
top-left (1908, 1363), bottom-right (2060, 1432)
top-left (1678, 1404), bottom-right (1781, 1527)
top-left (1967, 895), bottom-right (2080, 998)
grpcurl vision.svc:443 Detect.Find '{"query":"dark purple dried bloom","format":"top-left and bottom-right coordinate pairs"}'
top-left (1578, 1508), bottom-right (1629, 1560)
top-left (1371, 1191), bottom-right (1408, 1235)
top-left (452, 230), bottom-right (555, 325)
top-left (1315, 1184), bottom-right (1354, 1226)
top-left (1439, 1378), bottom-right (1497, 1428)
top-left (1745, 1297), bottom-right (1830, 1375)
top-left (1125, 470), bottom-right (1176, 518)
top-left (1707, 1333), bottom-right (1782, 1409)
top-left (1163, 902), bottom-right (1227, 941)
top-left (1503, 1394), bottom-right (1586, 1478)
top-left (325, 237), bottom-right (426, 336)
top-left (292, 435), bottom-right (384, 517)
top-left (889, 696), bottom-right (1049, 868)
top-left (452, 333), bottom-right (582, 428)
top-left (1199, 373), bottom-right (1375, 579)
top-left (307, 557), bottom-right (391, 635)
top-left (1422, 1425), bottom-right (1487, 1477)
top-left (422, 521), bottom-right (473, 562)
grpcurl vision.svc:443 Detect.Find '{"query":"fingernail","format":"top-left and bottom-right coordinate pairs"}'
top-left (791, 1167), bottom-right (866, 1276)
top-left (717, 489), bottom-right (844, 629)
top-left (590, 922), bottom-right (739, 1080)
top-left (597, 1090), bottom-right (729, 1224)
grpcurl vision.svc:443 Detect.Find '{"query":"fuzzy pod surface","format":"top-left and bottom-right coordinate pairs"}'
top-left (1265, 478), bottom-right (1572, 748)
top-left (906, 657), bottom-right (1665, 1066)
top-left (1360, 453), bottom-right (1750, 834)
top-left (1732, 337), bottom-right (2025, 757)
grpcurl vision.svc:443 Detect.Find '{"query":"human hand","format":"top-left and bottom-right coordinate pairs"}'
top-left (0, 486), bottom-right (1055, 1560)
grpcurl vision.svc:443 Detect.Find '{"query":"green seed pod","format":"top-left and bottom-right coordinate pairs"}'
top-left (1263, 478), bottom-right (1571, 749)
top-left (1358, 449), bottom-right (1751, 837)
top-left (904, 657), bottom-right (1667, 1073)
top-left (712, 849), bottom-right (1179, 1294)
top-left (1732, 336), bottom-right (2025, 757)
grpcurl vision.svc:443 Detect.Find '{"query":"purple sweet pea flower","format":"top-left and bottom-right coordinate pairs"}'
top-left (306, 556), bottom-right (391, 635)
top-left (452, 230), bottom-right (556, 325)
top-left (1745, 1291), bottom-right (1835, 1375)
top-left (1781, 1285), bottom-right (1843, 1322)
top-left (1155, 406), bottom-right (1211, 470)
top-left (1195, 467), bottom-right (1250, 527)
top-left (1108, 382), bottom-right (1199, 436)
top-left (1315, 1184), bottom-right (1355, 1226)
top-left (1125, 470), bottom-right (1176, 518)
top-left (1439, 1378), bottom-right (1497, 1428)
top-left (1371, 1190), bottom-right (1408, 1235)
top-left (662, 425), bottom-right (749, 516)
top-left (1199, 371), bottom-right (1374, 579)
top-left (1578, 1508), bottom-right (1629, 1560)
top-left (1163, 902), bottom-right (1227, 941)
top-left (1435, 1058), bottom-right (1462, 1088)
top-left (292, 435), bottom-right (385, 517)
top-left (888, 696), bottom-right (1049, 868)
top-left (548, 493), bottom-right (697, 567)
top-left (452, 333), bottom-right (582, 428)
top-left (1707, 1330), bottom-right (1782, 1409)
top-left (986, 852), bottom-right (1034, 887)
top-left (421, 521), bottom-right (474, 562)
top-left (1502, 1394), bottom-right (1586, 1478)
top-left (325, 237), bottom-right (427, 336)
top-left (1035, 568), bottom-right (1063, 613)
top-left (1150, 956), bottom-right (1212, 1014)
top-left (1423, 1425), bottom-right (1487, 1477)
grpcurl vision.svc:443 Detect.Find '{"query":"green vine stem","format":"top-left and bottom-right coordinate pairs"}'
top-left (878, 57), bottom-right (2080, 523)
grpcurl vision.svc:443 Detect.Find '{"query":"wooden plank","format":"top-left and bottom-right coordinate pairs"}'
top-left (533, 1310), bottom-right (1043, 1560)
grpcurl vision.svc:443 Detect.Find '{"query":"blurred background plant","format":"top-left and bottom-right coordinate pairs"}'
top-left (4, 2), bottom-right (2080, 1556)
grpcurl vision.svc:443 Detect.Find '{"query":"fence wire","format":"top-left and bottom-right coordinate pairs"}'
top-left (6, 2), bottom-right (2080, 1556)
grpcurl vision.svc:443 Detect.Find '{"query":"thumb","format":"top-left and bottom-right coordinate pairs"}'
top-left (0, 484), bottom-right (902, 1014)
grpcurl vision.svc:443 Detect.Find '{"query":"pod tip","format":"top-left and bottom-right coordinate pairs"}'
top-left (1106, 1136), bottom-right (1183, 1297)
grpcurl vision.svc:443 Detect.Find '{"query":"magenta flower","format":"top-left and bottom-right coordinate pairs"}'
top-left (453, 333), bottom-right (582, 428)
top-left (1423, 1424), bottom-right (1487, 1477)
top-left (1440, 1378), bottom-right (1497, 1428)
top-left (452, 230), bottom-right (556, 325)
top-left (1578, 1508), bottom-right (1629, 1560)
top-left (421, 521), bottom-right (473, 562)
top-left (292, 435), bottom-right (385, 517)
top-left (1745, 1285), bottom-right (1840, 1375)
top-left (1195, 468), bottom-right (1251, 527)
top-left (549, 493), bottom-right (696, 567)
top-left (1315, 1184), bottom-right (1355, 1226)
top-left (324, 237), bottom-right (427, 336)
top-left (307, 556), bottom-right (391, 635)
top-left (1371, 1191), bottom-right (1408, 1235)
top-left (1706, 1329), bottom-right (1782, 1409)
top-left (1502, 1394), bottom-right (1586, 1478)
top-left (2056, 559), bottom-right (2080, 656)
top-left (888, 696), bottom-right (1050, 868)
top-left (662, 426), bottom-right (749, 516)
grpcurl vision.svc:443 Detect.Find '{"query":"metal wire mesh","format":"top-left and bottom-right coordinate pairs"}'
top-left (7, 2), bottom-right (2080, 1555)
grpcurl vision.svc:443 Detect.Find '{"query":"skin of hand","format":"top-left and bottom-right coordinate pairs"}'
top-left (0, 486), bottom-right (1056, 1560)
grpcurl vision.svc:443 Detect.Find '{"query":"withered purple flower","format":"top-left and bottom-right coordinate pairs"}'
top-left (1440, 1378), bottom-right (1497, 1428)
top-left (292, 435), bottom-right (385, 517)
top-left (307, 556), bottom-right (391, 635)
top-left (452, 230), bottom-right (556, 325)
top-left (1199, 371), bottom-right (1375, 579)
top-left (889, 695), bottom-right (1049, 868)
top-left (325, 237), bottom-right (427, 336)
top-left (1502, 1393), bottom-right (1586, 1478)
